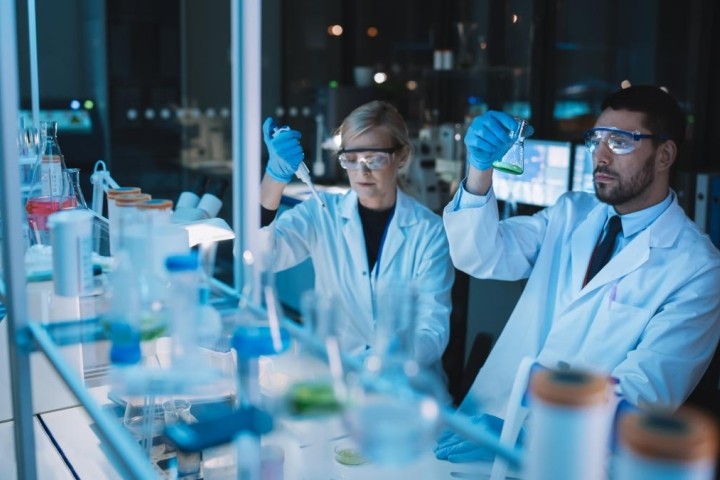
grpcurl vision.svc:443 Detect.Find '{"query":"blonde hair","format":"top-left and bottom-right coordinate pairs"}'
top-left (334, 100), bottom-right (413, 167)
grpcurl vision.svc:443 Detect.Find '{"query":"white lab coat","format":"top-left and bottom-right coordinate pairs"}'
top-left (265, 188), bottom-right (454, 368)
top-left (444, 189), bottom-right (720, 418)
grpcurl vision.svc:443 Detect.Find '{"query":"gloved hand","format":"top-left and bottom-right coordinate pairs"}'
top-left (465, 111), bottom-right (534, 171)
top-left (262, 117), bottom-right (305, 183)
top-left (434, 413), bottom-right (504, 463)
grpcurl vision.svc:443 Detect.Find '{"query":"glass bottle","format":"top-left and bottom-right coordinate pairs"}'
top-left (25, 121), bottom-right (72, 245)
top-left (18, 117), bottom-right (40, 205)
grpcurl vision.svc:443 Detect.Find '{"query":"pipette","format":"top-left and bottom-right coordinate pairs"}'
top-left (273, 126), bottom-right (326, 209)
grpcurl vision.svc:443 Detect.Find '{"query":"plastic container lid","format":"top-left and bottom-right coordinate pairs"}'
top-left (619, 407), bottom-right (719, 462)
top-left (232, 325), bottom-right (290, 358)
top-left (108, 323), bottom-right (141, 365)
top-left (137, 199), bottom-right (173, 210)
top-left (114, 193), bottom-right (152, 206)
top-left (165, 253), bottom-right (199, 271)
top-left (107, 187), bottom-right (141, 198)
top-left (530, 369), bottom-right (609, 407)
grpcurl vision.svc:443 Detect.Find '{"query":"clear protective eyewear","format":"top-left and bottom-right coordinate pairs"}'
top-left (337, 147), bottom-right (397, 170)
top-left (584, 127), bottom-right (667, 155)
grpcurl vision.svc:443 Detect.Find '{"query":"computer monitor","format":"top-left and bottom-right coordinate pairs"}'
top-left (572, 143), bottom-right (595, 193)
top-left (492, 139), bottom-right (572, 207)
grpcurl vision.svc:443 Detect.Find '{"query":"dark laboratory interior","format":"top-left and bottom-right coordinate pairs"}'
top-left (12, 0), bottom-right (720, 415)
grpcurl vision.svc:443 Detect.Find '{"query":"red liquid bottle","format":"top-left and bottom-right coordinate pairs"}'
top-left (25, 121), bottom-right (73, 244)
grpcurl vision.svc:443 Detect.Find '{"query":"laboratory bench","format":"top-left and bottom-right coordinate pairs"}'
top-left (33, 383), bottom-right (517, 480)
top-left (0, 274), bottom-right (519, 480)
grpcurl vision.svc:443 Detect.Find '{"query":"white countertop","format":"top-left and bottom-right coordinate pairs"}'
top-left (0, 417), bottom-right (75, 479)
top-left (36, 385), bottom-right (520, 480)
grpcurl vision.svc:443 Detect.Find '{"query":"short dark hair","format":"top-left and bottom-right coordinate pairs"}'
top-left (601, 85), bottom-right (686, 147)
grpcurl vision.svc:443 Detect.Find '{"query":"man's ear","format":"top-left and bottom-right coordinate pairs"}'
top-left (656, 140), bottom-right (677, 171)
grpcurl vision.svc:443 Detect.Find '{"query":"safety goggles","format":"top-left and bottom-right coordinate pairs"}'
top-left (337, 147), bottom-right (398, 170)
top-left (584, 127), bottom-right (667, 155)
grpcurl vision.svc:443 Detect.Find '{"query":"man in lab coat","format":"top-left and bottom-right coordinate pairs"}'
top-left (436, 85), bottom-right (720, 462)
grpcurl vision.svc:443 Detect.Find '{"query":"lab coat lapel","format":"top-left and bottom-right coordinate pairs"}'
top-left (339, 192), bottom-right (374, 342)
top-left (570, 204), bottom-right (606, 292)
top-left (377, 189), bottom-right (414, 277)
top-left (584, 230), bottom-right (649, 289)
top-left (580, 195), bottom-right (684, 291)
top-left (340, 192), bottom-right (370, 277)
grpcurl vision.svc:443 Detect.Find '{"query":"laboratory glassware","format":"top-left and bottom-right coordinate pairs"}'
top-left (276, 290), bottom-right (347, 419)
top-left (25, 121), bottom-right (74, 245)
top-left (123, 396), bottom-right (165, 458)
top-left (343, 286), bottom-right (444, 466)
top-left (18, 118), bottom-right (40, 205)
top-left (492, 118), bottom-right (529, 175)
top-left (162, 399), bottom-right (201, 477)
top-left (65, 168), bottom-right (89, 209)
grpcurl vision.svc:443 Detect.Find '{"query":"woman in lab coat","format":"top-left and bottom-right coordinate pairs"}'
top-left (258, 100), bottom-right (454, 374)
top-left (436, 85), bottom-right (720, 462)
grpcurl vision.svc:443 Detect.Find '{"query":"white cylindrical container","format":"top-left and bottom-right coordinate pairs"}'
top-left (615, 407), bottom-right (718, 480)
top-left (106, 187), bottom-right (141, 254)
top-left (112, 193), bottom-right (151, 256)
top-left (525, 369), bottom-right (612, 480)
top-left (48, 209), bottom-right (94, 296)
top-left (135, 198), bottom-right (189, 276)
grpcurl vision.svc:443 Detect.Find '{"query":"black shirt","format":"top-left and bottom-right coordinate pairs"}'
top-left (358, 202), bottom-right (395, 271)
top-left (260, 202), bottom-right (396, 271)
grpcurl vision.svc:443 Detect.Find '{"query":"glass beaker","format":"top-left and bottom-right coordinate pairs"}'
top-left (65, 168), bottom-right (88, 209)
top-left (492, 118), bottom-right (528, 175)
top-left (123, 395), bottom-right (165, 458)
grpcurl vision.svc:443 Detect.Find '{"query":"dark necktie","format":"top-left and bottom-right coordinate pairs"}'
top-left (585, 215), bottom-right (623, 285)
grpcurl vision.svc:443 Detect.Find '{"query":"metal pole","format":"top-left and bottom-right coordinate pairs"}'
top-left (0, 0), bottom-right (38, 477)
top-left (232, 0), bottom-right (262, 294)
top-left (28, 323), bottom-right (157, 479)
top-left (27, 0), bottom-right (39, 128)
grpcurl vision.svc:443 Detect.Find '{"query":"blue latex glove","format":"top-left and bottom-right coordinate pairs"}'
top-left (465, 111), bottom-right (534, 171)
top-left (434, 413), bottom-right (505, 463)
top-left (262, 117), bottom-right (305, 183)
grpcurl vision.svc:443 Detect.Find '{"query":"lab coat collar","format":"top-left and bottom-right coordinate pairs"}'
top-left (570, 202), bottom-right (607, 292)
top-left (574, 194), bottom-right (685, 293)
top-left (377, 189), bottom-right (419, 276)
top-left (338, 187), bottom-right (418, 225)
top-left (339, 188), bottom-right (418, 276)
top-left (339, 190), bottom-right (372, 276)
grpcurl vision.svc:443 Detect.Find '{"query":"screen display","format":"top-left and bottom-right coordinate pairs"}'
top-left (572, 144), bottom-right (595, 193)
top-left (19, 109), bottom-right (93, 133)
top-left (492, 139), bottom-right (572, 207)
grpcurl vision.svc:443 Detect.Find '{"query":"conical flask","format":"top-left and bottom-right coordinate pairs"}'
top-left (492, 118), bottom-right (528, 175)
top-left (25, 121), bottom-right (72, 245)
top-left (65, 168), bottom-right (89, 209)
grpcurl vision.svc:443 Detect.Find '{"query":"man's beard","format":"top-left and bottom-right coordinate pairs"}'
top-left (594, 152), bottom-right (655, 206)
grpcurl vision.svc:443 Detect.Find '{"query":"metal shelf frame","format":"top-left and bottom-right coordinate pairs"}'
top-left (0, 0), bottom-right (262, 478)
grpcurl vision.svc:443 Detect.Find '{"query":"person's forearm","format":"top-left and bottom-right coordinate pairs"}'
top-left (260, 174), bottom-right (286, 210)
top-left (465, 167), bottom-right (493, 196)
